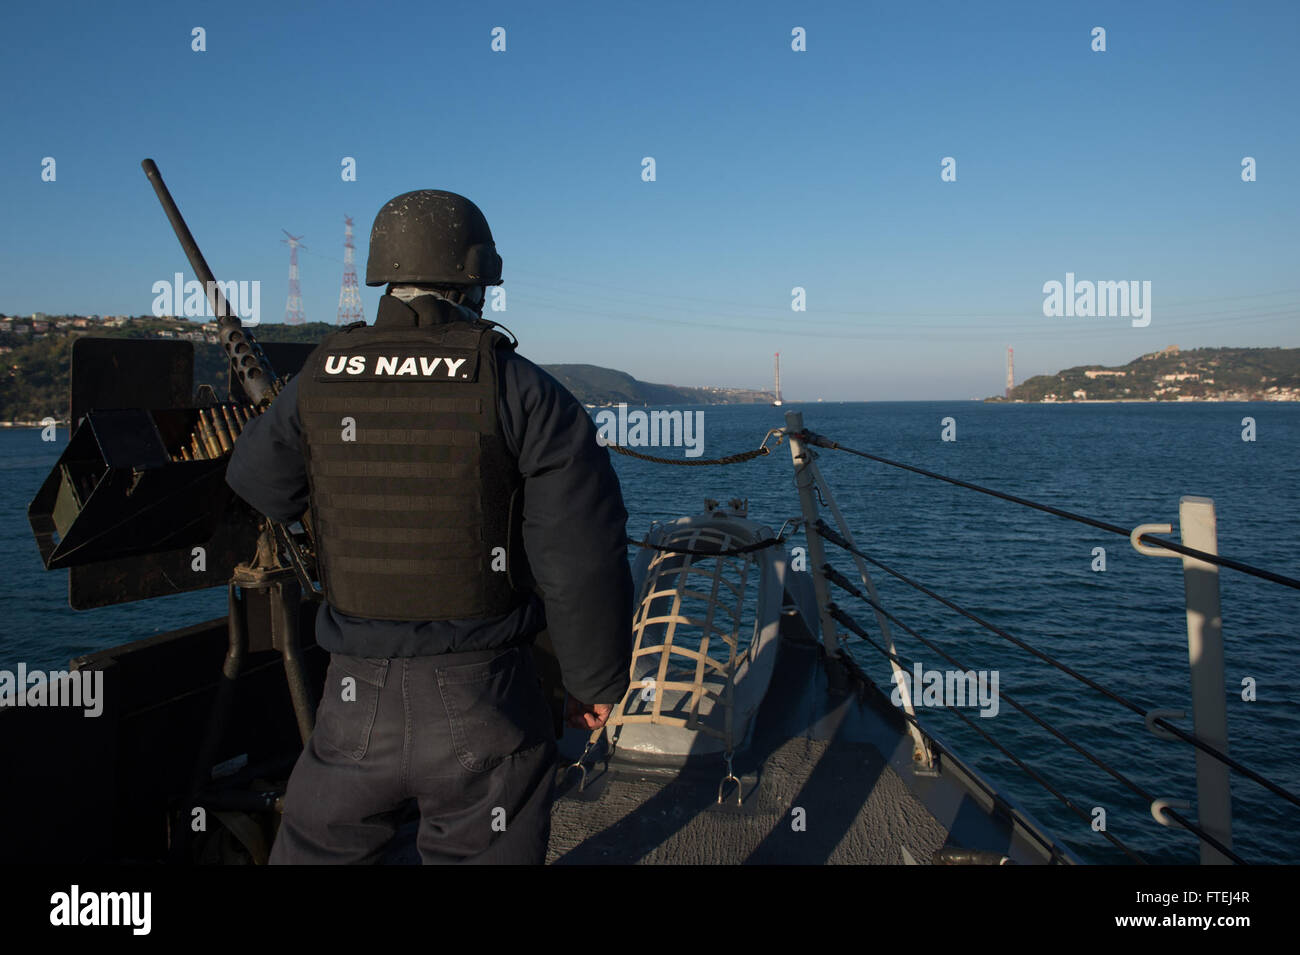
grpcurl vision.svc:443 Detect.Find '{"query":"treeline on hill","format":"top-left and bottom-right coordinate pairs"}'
top-left (998, 346), bottom-right (1300, 402)
top-left (541, 364), bottom-right (741, 405)
top-left (0, 322), bottom-right (336, 423)
top-left (0, 322), bottom-right (735, 421)
top-left (0, 334), bottom-right (74, 422)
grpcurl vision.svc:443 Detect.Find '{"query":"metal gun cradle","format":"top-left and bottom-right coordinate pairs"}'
top-left (26, 336), bottom-right (314, 608)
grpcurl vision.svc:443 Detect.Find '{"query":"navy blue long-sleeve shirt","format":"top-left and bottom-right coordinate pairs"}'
top-left (225, 300), bottom-right (634, 704)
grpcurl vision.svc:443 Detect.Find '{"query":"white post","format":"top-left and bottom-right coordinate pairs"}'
top-left (784, 411), bottom-right (840, 657)
top-left (1178, 496), bottom-right (1233, 865)
top-left (807, 453), bottom-right (935, 768)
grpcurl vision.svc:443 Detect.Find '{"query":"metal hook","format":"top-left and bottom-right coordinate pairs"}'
top-left (716, 750), bottom-right (741, 806)
top-left (774, 516), bottom-right (804, 541)
top-left (1131, 522), bottom-right (1177, 558)
top-left (1144, 708), bottom-right (1186, 741)
top-left (1151, 797), bottom-right (1192, 828)
top-left (565, 740), bottom-right (596, 793)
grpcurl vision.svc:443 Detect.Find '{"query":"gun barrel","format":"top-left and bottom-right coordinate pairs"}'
top-left (141, 158), bottom-right (281, 407)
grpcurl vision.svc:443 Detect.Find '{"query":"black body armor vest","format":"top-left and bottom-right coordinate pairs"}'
top-left (296, 295), bottom-right (531, 621)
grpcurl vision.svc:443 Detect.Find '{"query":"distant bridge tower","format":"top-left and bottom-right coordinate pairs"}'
top-left (337, 216), bottom-right (364, 325)
top-left (1006, 346), bottom-right (1015, 398)
top-left (282, 230), bottom-right (306, 325)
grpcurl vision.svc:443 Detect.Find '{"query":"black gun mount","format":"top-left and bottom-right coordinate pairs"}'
top-left (27, 160), bottom-right (318, 608)
top-left (22, 161), bottom-right (330, 859)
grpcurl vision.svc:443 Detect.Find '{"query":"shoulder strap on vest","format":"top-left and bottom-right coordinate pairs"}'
top-left (473, 317), bottom-right (519, 350)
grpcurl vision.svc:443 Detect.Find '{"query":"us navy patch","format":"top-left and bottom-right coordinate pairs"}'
top-left (316, 347), bottom-right (479, 382)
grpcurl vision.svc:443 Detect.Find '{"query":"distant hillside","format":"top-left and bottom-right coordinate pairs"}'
top-left (540, 364), bottom-right (767, 406)
top-left (0, 318), bottom-right (768, 422)
top-left (992, 346), bottom-right (1300, 403)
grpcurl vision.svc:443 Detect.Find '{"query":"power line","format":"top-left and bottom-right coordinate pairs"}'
top-left (508, 268), bottom-right (1298, 321)
top-left (515, 291), bottom-right (1299, 343)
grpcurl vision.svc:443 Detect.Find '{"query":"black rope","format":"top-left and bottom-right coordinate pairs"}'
top-left (800, 431), bottom-right (1300, 591)
top-left (816, 520), bottom-right (1300, 812)
top-left (606, 443), bottom-right (771, 466)
top-left (627, 535), bottom-right (784, 557)
top-left (823, 567), bottom-right (1243, 863)
top-left (828, 605), bottom-right (1149, 864)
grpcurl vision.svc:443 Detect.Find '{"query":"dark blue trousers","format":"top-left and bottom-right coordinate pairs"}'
top-left (270, 644), bottom-right (556, 864)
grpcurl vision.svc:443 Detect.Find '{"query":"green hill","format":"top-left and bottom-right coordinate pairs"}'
top-left (540, 364), bottom-right (756, 405)
top-left (993, 346), bottom-right (1300, 402)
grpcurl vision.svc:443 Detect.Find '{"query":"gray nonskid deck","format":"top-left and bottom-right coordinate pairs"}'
top-left (548, 733), bottom-right (949, 864)
top-left (547, 629), bottom-right (1072, 865)
top-left (547, 632), bottom-right (953, 864)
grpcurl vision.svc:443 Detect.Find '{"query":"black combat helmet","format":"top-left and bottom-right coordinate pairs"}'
top-left (365, 190), bottom-right (503, 287)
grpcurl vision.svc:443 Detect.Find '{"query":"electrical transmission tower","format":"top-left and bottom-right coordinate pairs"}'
top-left (1006, 346), bottom-right (1015, 399)
top-left (282, 230), bottom-right (306, 325)
top-left (337, 216), bottom-right (364, 325)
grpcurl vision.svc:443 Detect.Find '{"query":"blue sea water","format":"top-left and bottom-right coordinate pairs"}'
top-left (2, 401), bottom-right (1297, 864)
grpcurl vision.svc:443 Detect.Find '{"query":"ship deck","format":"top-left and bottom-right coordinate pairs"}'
top-left (547, 623), bottom-right (1073, 865)
top-left (0, 605), bottom-right (1075, 865)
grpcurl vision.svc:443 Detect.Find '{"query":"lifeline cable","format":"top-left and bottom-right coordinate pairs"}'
top-left (828, 604), bottom-right (1151, 864)
top-left (833, 604), bottom-right (1243, 864)
top-left (798, 430), bottom-right (1300, 591)
top-left (817, 520), bottom-right (1300, 812)
top-left (626, 535), bottom-right (784, 557)
top-left (823, 565), bottom-right (1242, 861)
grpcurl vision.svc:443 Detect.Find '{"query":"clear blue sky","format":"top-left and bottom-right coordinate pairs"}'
top-left (2, 0), bottom-right (1296, 399)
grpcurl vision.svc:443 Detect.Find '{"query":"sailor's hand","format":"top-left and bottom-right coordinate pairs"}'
top-left (566, 698), bottom-right (614, 730)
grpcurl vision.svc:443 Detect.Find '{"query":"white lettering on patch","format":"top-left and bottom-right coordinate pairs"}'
top-left (323, 355), bottom-right (471, 377)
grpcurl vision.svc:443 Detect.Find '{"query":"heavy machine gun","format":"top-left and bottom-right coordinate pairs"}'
top-left (22, 160), bottom-right (325, 862)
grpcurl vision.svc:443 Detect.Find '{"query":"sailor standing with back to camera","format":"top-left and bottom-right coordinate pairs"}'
top-left (225, 190), bottom-right (633, 863)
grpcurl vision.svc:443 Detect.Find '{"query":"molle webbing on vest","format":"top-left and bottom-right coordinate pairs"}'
top-left (296, 319), bottom-right (527, 621)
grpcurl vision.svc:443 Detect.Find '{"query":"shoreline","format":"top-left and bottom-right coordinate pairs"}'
top-left (4, 397), bottom-right (1298, 428)
top-left (987, 396), bottom-right (1299, 404)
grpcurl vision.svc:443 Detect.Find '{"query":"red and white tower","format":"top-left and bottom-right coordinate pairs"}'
top-left (1006, 346), bottom-right (1015, 399)
top-left (337, 216), bottom-right (364, 325)
top-left (282, 230), bottom-right (306, 325)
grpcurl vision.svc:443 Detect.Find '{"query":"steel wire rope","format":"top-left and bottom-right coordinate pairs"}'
top-left (821, 564), bottom-right (1240, 861)
top-left (597, 421), bottom-right (1299, 806)
top-left (834, 604), bottom-right (1248, 864)
top-left (826, 604), bottom-right (1152, 863)
top-left (814, 520), bottom-right (1300, 811)
top-left (802, 435), bottom-right (1300, 591)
